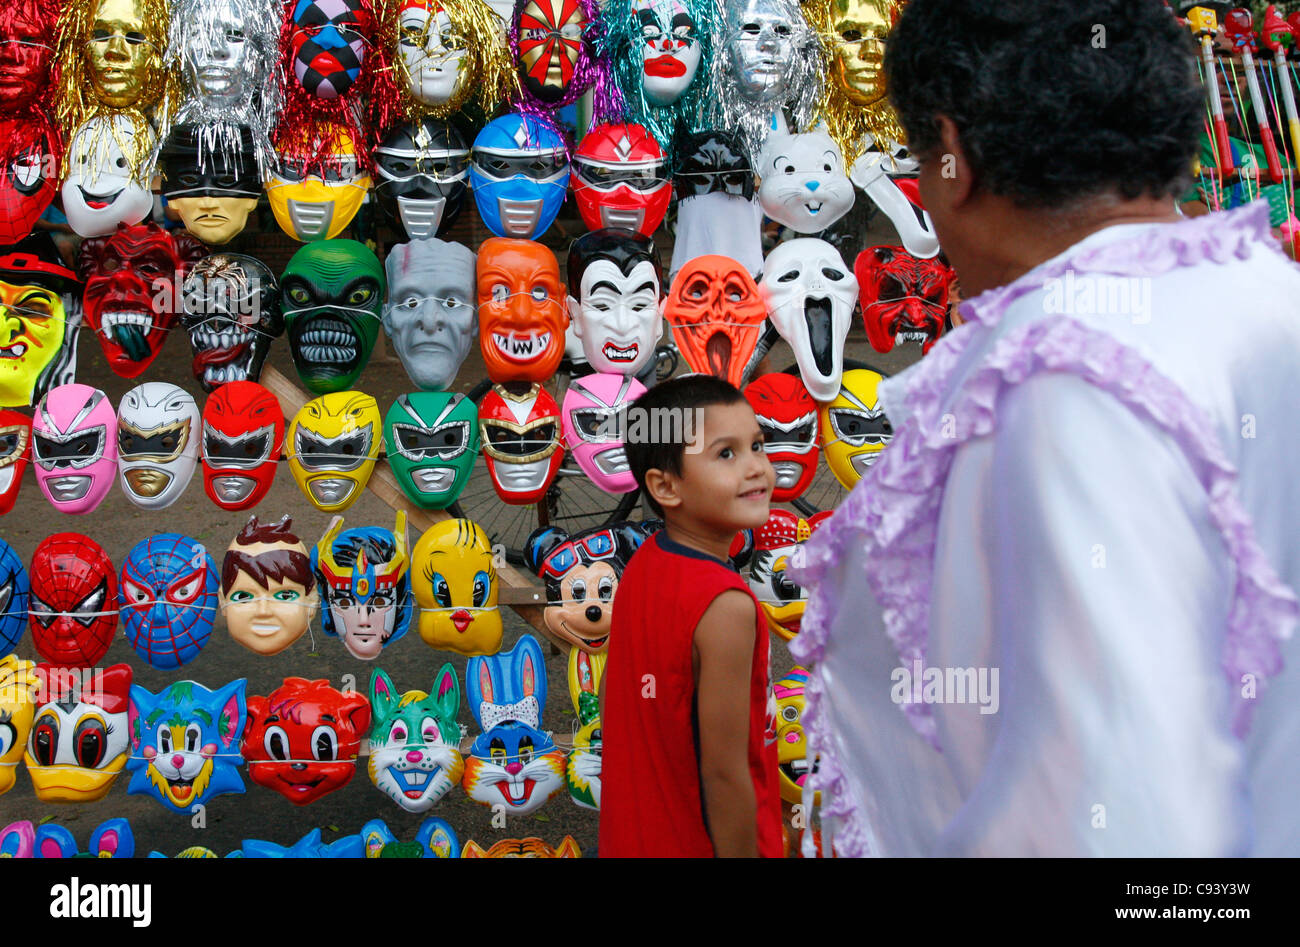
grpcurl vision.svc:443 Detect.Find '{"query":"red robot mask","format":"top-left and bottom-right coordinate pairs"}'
top-left (476, 238), bottom-right (569, 384)
top-left (28, 533), bottom-right (117, 668)
top-left (0, 3), bottom-right (56, 110)
top-left (0, 408), bottom-right (31, 514)
top-left (855, 245), bottom-right (955, 355)
top-left (0, 117), bottom-right (57, 244)
top-left (243, 677), bottom-right (372, 806)
top-left (201, 380), bottom-right (285, 511)
top-left (479, 383), bottom-right (564, 505)
top-left (572, 123), bottom-right (670, 235)
top-left (665, 254), bottom-right (766, 387)
top-left (744, 373), bottom-right (817, 502)
top-left (78, 223), bottom-right (207, 379)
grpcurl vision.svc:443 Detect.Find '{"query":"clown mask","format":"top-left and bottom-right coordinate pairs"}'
top-left (244, 677), bottom-right (372, 805)
top-left (62, 116), bottom-right (158, 238)
top-left (512, 0), bottom-right (590, 104)
top-left (632, 0), bottom-right (702, 106)
top-left (181, 253), bottom-right (284, 391)
top-left (385, 392), bottom-right (479, 510)
top-left (476, 237), bottom-right (567, 384)
top-left (0, 412), bottom-right (30, 516)
top-left (0, 116), bottom-right (58, 245)
top-left (819, 368), bottom-right (892, 488)
top-left (25, 662), bottom-right (133, 802)
top-left (0, 654), bottom-right (38, 794)
top-left (28, 533), bottom-right (116, 667)
top-left (288, 0), bottom-right (376, 99)
top-left (265, 126), bottom-right (373, 241)
top-left (747, 508), bottom-right (829, 640)
top-left (565, 647), bottom-right (602, 807)
top-left (313, 512), bottom-right (412, 660)
top-left (395, 0), bottom-right (470, 105)
top-left (469, 113), bottom-right (569, 239)
top-left (0, 539), bottom-right (29, 657)
top-left (81, 0), bottom-right (166, 109)
top-left (744, 372), bottom-right (816, 502)
top-left (32, 384), bottom-right (117, 514)
top-left (119, 533), bottom-right (218, 668)
top-left (774, 666), bottom-right (819, 804)
top-left (572, 123), bottom-right (669, 235)
top-left (116, 383), bottom-right (201, 510)
top-left (374, 119), bottom-right (470, 239)
top-left (757, 127), bottom-right (855, 234)
top-left (664, 255), bottom-right (766, 387)
top-left (411, 518), bottom-right (502, 656)
top-left (566, 228), bottom-right (663, 376)
top-left (479, 383), bottom-right (563, 505)
top-left (281, 239), bottom-right (385, 394)
top-left (383, 238), bottom-right (476, 390)
top-left (287, 391), bottom-right (382, 512)
top-left (200, 379), bottom-right (284, 510)
top-left (855, 245), bottom-right (954, 355)
top-left (673, 127), bottom-right (753, 200)
top-left (221, 515), bottom-right (319, 656)
top-left (0, 235), bottom-right (79, 409)
top-left (161, 124), bottom-right (262, 245)
top-left (367, 665), bottom-right (463, 811)
top-left (760, 238), bottom-right (857, 402)
top-left (561, 372), bottom-right (644, 494)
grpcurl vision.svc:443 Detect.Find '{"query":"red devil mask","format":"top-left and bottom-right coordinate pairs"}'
top-left (201, 380), bottom-right (284, 511)
top-left (855, 245), bottom-right (954, 355)
top-left (477, 237), bottom-right (569, 384)
top-left (572, 123), bottom-right (670, 235)
top-left (479, 382), bottom-right (564, 505)
top-left (744, 373), bottom-right (817, 502)
top-left (28, 533), bottom-right (117, 668)
top-left (78, 223), bottom-right (208, 379)
top-left (665, 254), bottom-right (766, 387)
top-left (0, 408), bottom-right (31, 514)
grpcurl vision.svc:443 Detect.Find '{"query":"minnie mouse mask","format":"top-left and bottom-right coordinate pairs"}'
top-left (32, 384), bottom-right (117, 514)
top-left (0, 234), bottom-right (80, 409)
top-left (200, 379), bottom-right (284, 510)
top-left (664, 254), bottom-right (765, 387)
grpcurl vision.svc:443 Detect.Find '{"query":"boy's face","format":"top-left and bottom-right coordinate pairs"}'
top-left (666, 400), bottom-right (774, 531)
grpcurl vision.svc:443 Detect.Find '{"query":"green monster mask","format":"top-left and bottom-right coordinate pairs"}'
top-left (280, 240), bottom-right (385, 394)
top-left (384, 392), bottom-right (479, 510)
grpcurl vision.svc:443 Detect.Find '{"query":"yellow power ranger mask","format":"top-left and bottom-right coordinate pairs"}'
top-left (818, 367), bottom-right (893, 489)
top-left (265, 129), bottom-right (373, 241)
top-left (287, 391), bottom-right (383, 512)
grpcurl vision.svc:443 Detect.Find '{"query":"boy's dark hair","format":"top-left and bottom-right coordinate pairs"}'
top-left (626, 374), bottom-right (746, 517)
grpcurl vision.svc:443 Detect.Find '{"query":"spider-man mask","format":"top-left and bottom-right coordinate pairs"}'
top-left (0, 409), bottom-right (32, 515)
top-left (200, 380), bottom-right (284, 510)
top-left (0, 117), bottom-right (57, 245)
top-left (664, 254), bottom-right (766, 387)
top-left (572, 123), bottom-right (669, 236)
top-left (855, 245), bottom-right (954, 355)
top-left (28, 533), bottom-right (117, 667)
top-left (514, 0), bottom-right (587, 103)
top-left (119, 533), bottom-right (218, 669)
top-left (480, 383), bottom-right (563, 505)
top-left (79, 223), bottom-right (208, 379)
top-left (476, 238), bottom-right (568, 384)
top-left (289, 0), bottom-right (376, 99)
top-left (744, 373), bottom-right (816, 502)
top-left (0, 538), bottom-right (29, 657)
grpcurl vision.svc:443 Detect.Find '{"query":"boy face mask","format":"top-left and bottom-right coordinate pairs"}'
top-left (312, 513), bottom-right (411, 660)
top-left (119, 533), bottom-right (218, 668)
top-left (116, 382), bottom-right (201, 510)
top-left (32, 384), bottom-right (117, 514)
top-left (384, 392), bottom-right (479, 509)
top-left (27, 532), bottom-right (117, 667)
top-left (383, 238), bottom-right (477, 390)
top-left (220, 515), bottom-right (319, 656)
top-left (287, 391), bottom-right (382, 513)
top-left (200, 379), bottom-right (284, 510)
top-left (181, 253), bottom-right (284, 391)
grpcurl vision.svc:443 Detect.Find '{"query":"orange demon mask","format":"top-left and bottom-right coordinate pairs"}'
top-left (664, 254), bottom-right (765, 387)
top-left (476, 237), bottom-right (568, 384)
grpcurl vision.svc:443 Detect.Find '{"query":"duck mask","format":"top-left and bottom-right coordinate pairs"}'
top-left (0, 654), bottom-right (38, 794)
top-left (566, 228), bottom-right (663, 376)
top-left (760, 238), bottom-right (857, 401)
top-left (774, 665), bottom-right (818, 804)
top-left (374, 119), bottom-right (470, 239)
top-left (757, 127), bottom-right (855, 234)
top-left (32, 384), bottom-right (117, 514)
top-left (221, 515), bottom-right (319, 656)
top-left (265, 123), bottom-right (373, 241)
top-left (747, 508), bottom-right (829, 640)
top-left (160, 124), bottom-right (262, 245)
top-left (664, 255), bottom-right (766, 387)
top-left (744, 372), bottom-right (816, 502)
top-left (385, 392), bottom-right (479, 509)
top-left (476, 237), bottom-right (567, 384)
top-left (119, 532), bottom-right (218, 668)
top-left (479, 383), bottom-right (563, 505)
top-left (411, 518), bottom-right (501, 656)
top-left (818, 367), bottom-right (891, 488)
top-left (572, 122), bottom-right (669, 235)
top-left (366, 665), bottom-right (463, 811)
top-left (61, 116), bottom-right (159, 238)
top-left (200, 379), bottom-right (284, 510)
top-left (509, 0), bottom-right (604, 108)
top-left (673, 127), bottom-right (753, 199)
top-left (0, 234), bottom-right (80, 409)
top-left (313, 512), bottom-right (412, 660)
top-left (78, 222), bottom-right (208, 379)
top-left (281, 239), bottom-right (385, 394)
top-left (855, 245), bottom-right (954, 355)
top-left (26, 662), bottom-right (133, 802)
top-left (561, 372), bottom-right (644, 494)
top-left (28, 533), bottom-right (116, 667)
top-left (117, 382), bottom-right (201, 510)
top-left (469, 113), bottom-right (569, 239)
top-left (0, 540), bottom-right (29, 657)
top-left (287, 390), bottom-right (382, 512)
top-left (288, 0), bottom-right (376, 99)
top-left (181, 253), bottom-right (284, 391)
top-left (383, 238), bottom-right (476, 390)
top-left (0, 116), bottom-right (58, 245)
top-left (0, 412), bottom-right (30, 516)
top-left (244, 677), bottom-right (372, 805)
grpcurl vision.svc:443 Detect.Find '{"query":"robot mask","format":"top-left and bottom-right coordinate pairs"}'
top-left (32, 384), bottom-right (117, 514)
top-left (374, 119), bottom-right (470, 239)
top-left (572, 122), bottom-right (669, 235)
top-left (744, 373), bottom-right (817, 502)
top-left (673, 127), bottom-right (753, 200)
top-left (287, 391), bottom-right (382, 513)
top-left (313, 512), bottom-right (412, 660)
top-left (265, 123), bottom-right (373, 241)
top-left (385, 392), bottom-right (479, 510)
top-left (411, 518), bottom-right (502, 656)
top-left (382, 237), bottom-right (476, 390)
top-left (479, 383), bottom-right (562, 504)
top-left (561, 373), bottom-right (644, 494)
top-left (855, 245), bottom-right (954, 355)
top-left (221, 514), bottom-right (319, 656)
top-left (26, 662), bottom-right (133, 802)
top-left (181, 253), bottom-right (284, 391)
top-left (119, 533), bottom-right (218, 668)
top-left (117, 382), bottom-right (201, 510)
top-left (664, 255), bottom-right (766, 387)
top-left (200, 379), bottom-right (284, 510)
top-left (566, 228), bottom-right (663, 376)
top-left (28, 533), bottom-right (117, 667)
top-left (0, 412), bottom-right (30, 515)
top-left (469, 113), bottom-right (569, 239)
top-left (819, 368), bottom-right (892, 489)
top-left (476, 237), bottom-right (567, 385)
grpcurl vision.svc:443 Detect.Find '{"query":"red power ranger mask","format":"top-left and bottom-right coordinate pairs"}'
top-left (744, 373), bottom-right (817, 502)
top-left (0, 408), bottom-right (31, 514)
top-left (0, 4), bottom-right (56, 110)
top-left (572, 123), bottom-right (670, 235)
top-left (78, 223), bottom-right (208, 379)
top-left (855, 245), bottom-right (955, 355)
top-left (665, 254), bottom-right (766, 387)
top-left (479, 383), bottom-right (564, 505)
top-left (200, 380), bottom-right (284, 511)
top-left (0, 117), bottom-right (57, 244)
top-left (28, 533), bottom-right (117, 668)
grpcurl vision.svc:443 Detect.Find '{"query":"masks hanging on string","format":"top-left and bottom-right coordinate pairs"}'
top-left (818, 367), bottom-right (892, 489)
top-left (566, 228), bottom-right (664, 377)
top-left (374, 119), bottom-right (470, 239)
top-left (0, 654), bottom-right (38, 794)
top-left (220, 514), bottom-right (319, 656)
top-left (119, 532), bottom-right (219, 668)
top-left (746, 508), bottom-right (829, 640)
top-left (411, 518), bottom-right (502, 656)
top-left (855, 244), bottom-right (954, 355)
top-left (664, 254), bottom-right (766, 387)
top-left (383, 238), bottom-right (477, 390)
top-left (479, 382), bottom-right (563, 504)
top-left (572, 122), bottom-right (670, 235)
top-left (0, 234), bottom-right (80, 409)
top-left (756, 126), bottom-right (855, 234)
top-left (27, 532), bottom-right (117, 666)
top-left (181, 253), bottom-right (284, 391)
top-left (744, 372), bottom-right (817, 502)
top-left (0, 116), bottom-right (58, 245)
top-left (160, 124), bottom-right (262, 245)
top-left (366, 666), bottom-right (463, 811)
top-left (31, 384), bottom-right (117, 515)
top-left (469, 112), bottom-right (569, 239)
top-left (286, 391), bottom-right (383, 512)
top-left (200, 379), bottom-right (284, 510)
top-left (116, 382), bottom-right (201, 510)
top-left (313, 512), bottom-right (412, 660)
top-left (25, 662), bottom-right (133, 802)
top-left (476, 237), bottom-right (568, 384)
top-left (561, 372), bottom-right (644, 494)
top-left (384, 392), bottom-right (479, 510)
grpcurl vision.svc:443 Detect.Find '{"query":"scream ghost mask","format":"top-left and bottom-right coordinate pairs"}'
top-left (469, 113), bottom-right (569, 239)
top-left (476, 237), bottom-right (567, 384)
top-left (221, 515), bottom-right (319, 656)
top-left (373, 119), bottom-right (470, 239)
top-left (200, 379), bottom-right (284, 510)
top-left (664, 255), bottom-right (766, 387)
top-left (384, 392), bottom-right (479, 510)
top-left (287, 390), bottom-right (383, 512)
top-left (313, 512), bottom-right (412, 660)
top-left (0, 234), bottom-right (80, 409)
top-left (119, 532), bottom-right (219, 668)
top-left (757, 127), bottom-right (854, 234)
top-left (566, 228), bottom-right (663, 377)
top-left (571, 122), bottom-right (669, 235)
top-left (32, 384), bottom-right (117, 514)
top-left (383, 238), bottom-right (476, 390)
top-left (181, 253), bottom-right (284, 391)
top-left (28, 533), bottom-right (116, 667)
top-left (116, 382), bottom-right (201, 510)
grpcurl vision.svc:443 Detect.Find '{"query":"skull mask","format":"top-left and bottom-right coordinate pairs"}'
top-left (116, 382), bottom-right (201, 510)
top-left (664, 254), bottom-right (766, 387)
top-left (181, 253), bottom-right (284, 391)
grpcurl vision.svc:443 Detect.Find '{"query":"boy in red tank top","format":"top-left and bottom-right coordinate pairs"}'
top-left (600, 375), bottom-right (783, 857)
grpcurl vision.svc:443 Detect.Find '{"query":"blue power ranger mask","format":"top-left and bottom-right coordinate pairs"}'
top-left (469, 114), bottom-right (570, 239)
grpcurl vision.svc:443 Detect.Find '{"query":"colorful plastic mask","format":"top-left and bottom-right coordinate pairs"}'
top-left (221, 515), bottom-right (319, 656)
top-left (0, 0), bottom-right (58, 111)
top-left (288, 0), bottom-right (376, 99)
top-left (510, 0), bottom-right (600, 106)
top-left (313, 512), bottom-right (412, 659)
top-left (561, 372), bottom-right (644, 494)
top-left (761, 238), bottom-right (857, 401)
top-left (774, 665), bottom-right (818, 804)
top-left (665, 255), bottom-right (766, 387)
top-left (463, 634), bottom-right (566, 815)
top-left (819, 367), bottom-right (891, 488)
top-left (0, 655), bottom-right (38, 794)
top-left (239, 827), bottom-right (364, 857)
top-left (78, 222), bottom-right (208, 379)
top-left (856, 245), bottom-right (954, 355)
top-left (171, 0), bottom-right (281, 114)
top-left (0, 412), bottom-right (31, 517)
top-left (411, 518), bottom-right (501, 655)
top-left (387, 0), bottom-right (513, 118)
top-left (469, 113), bottom-right (569, 239)
top-left (0, 541), bottom-right (28, 657)
top-left (67, 0), bottom-right (168, 110)
top-left (615, 0), bottom-right (712, 111)
top-left (757, 127), bottom-right (855, 234)
top-left (32, 384), bottom-right (117, 514)
top-left (361, 816), bottom-right (459, 858)
top-left (181, 253), bottom-right (285, 391)
top-left (461, 835), bottom-right (581, 857)
top-left (287, 391), bottom-right (382, 512)
top-left (126, 678), bottom-right (247, 812)
top-left (367, 665), bottom-right (464, 811)
top-left (28, 533), bottom-right (116, 666)
top-left (61, 116), bottom-right (158, 238)
top-left (745, 373), bottom-right (817, 502)
top-left (566, 228), bottom-right (663, 376)
top-left (476, 237), bottom-right (568, 384)
top-left (243, 677), bottom-right (372, 805)
top-left (572, 123), bottom-right (669, 235)
top-left (161, 124), bottom-right (262, 245)
top-left (117, 383), bottom-right (201, 510)
top-left (281, 239), bottom-right (385, 393)
top-left (383, 238), bottom-right (477, 390)
top-left (565, 647), bottom-right (602, 808)
top-left (748, 508), bottom-right (829, 640)
top-left (479, 383), bottom-right (563, 504)
top-left (1, 817), bottom-right (134, 858)
top-left (25, 662), bottom-right (133, 801)
top-left (374, 119), bottom-right (470, 239)
top-left (0, 116), bottom-right (58, 245)
top-left (674, 127), bottom-right (753, 199)
top-left (200, 379), bottom-right (284, 510)
top-left (119, 533), bottom-right (219, 668)
top-left (385, 393), bottom-right (479, 509)
top-left (0, 236), bottom-right (79, 410)
top-left (825, 0), bottom-right (892, 108)
top-left (265, 124), bottom-right (373, 241)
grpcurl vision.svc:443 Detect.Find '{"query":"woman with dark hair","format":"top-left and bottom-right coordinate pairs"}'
top-left (788, 0), bottom-right (1300, 856)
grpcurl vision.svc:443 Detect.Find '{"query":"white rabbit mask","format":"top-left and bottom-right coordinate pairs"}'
top-left (757, 128), bottom-right (854, 234)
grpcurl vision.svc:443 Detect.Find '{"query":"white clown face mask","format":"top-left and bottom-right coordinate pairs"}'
top-left (568, 259), bottom-right (663, 376)
top-left (62, 117), bottom-right (158, 238)
top-left (117, 382), bottom-right (202, 510)
top-left (636, 0), bottom-right (703, 107)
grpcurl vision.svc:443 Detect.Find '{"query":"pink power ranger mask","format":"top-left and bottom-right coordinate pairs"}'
top-left (31, 384), bottom-right (117, 514)
top-left (744, 372), bottom-right (817, 502)
top-left (560, 372), bottom-right (643, 494)
top-left (571, 122), bottom-right (670, 235)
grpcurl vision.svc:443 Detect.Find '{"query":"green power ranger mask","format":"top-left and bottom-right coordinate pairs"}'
top-left (280, 239), bottom-right (385, 393)
top-left (384, 392), bottom-right (479, 510)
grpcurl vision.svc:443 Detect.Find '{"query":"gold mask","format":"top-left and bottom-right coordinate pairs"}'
top-left (829, 0), bottom-right (894, 107)
top-left (85, 0), bottom-right (161, 109)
